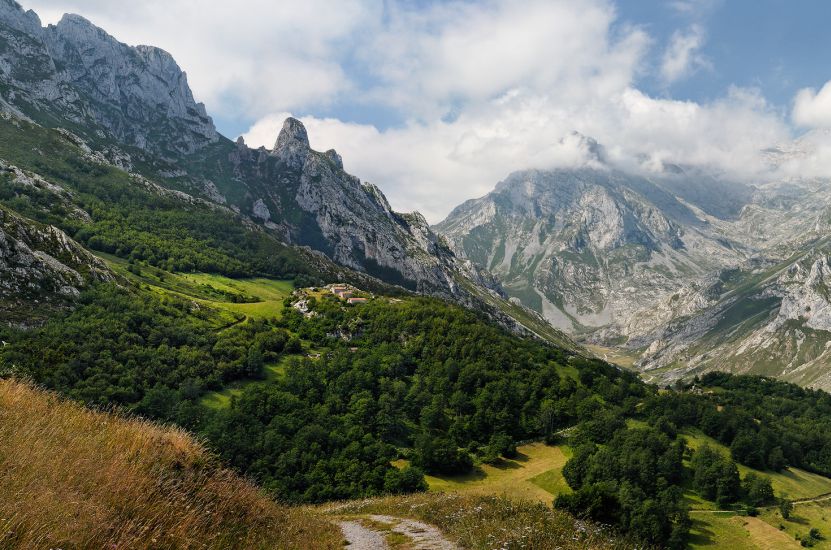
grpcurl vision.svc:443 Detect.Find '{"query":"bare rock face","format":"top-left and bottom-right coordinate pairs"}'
top-left (630, 248), bottom-right (831, 390)
top-left (272, 117), bottom-right (311, 169)
top-left (257, 117), bottom-right (473, 296)
top-left (0, 1), bottom-right (217, 155)
top-left (0, 204), bottom-right (112, 324)
top-left (436, 167), bottom-right (749, 336)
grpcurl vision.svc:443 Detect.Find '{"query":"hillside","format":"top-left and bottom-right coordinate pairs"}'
top-left (12, 246), bottom-right (831, 547)
top-left (1, 376), bottom-right (650, 550)
top-left (0, 0), bottom-right (571, 347)
top-left (0, 377), bottom-right (341, 549)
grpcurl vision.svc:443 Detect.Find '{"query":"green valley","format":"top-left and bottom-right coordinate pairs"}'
top-left (6, 2), bottom-right (831, 548)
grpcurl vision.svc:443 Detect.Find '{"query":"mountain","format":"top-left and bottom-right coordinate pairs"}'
top-left (0, 0), bottom-right (575, 346)
top-left (0, 0), bottom-right (460, 293)
top-left (0, 1), bottom-right (217, 155)
top-left (436, 164), bottom-right (750, 335)
top-left (437, 141), bottom-right (831, 388)
top-left (636, 227), bottom-right (831, 391)
top-left (205, 117), bottom-right (480, 296)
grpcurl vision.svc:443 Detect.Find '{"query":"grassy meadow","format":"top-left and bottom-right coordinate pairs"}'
top-left (397, 442), bottom-right (572, 504)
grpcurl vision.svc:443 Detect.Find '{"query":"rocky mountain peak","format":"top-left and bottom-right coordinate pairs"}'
top-left (271, 117), bottom-right (310, 168)
top-left (0, 0), bottom-right (41, 35)
top-left (53, 13), bottom-right (103, 38)
top-left (275, 117), bottom-right (309, 150)
top-left (0, 5), bottom-right (217, 155)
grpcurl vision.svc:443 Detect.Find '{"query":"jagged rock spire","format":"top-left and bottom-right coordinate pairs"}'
top-left (272, 117), bottom-right (310, 167)
top-left (274, 117), bottom-right (309, 150)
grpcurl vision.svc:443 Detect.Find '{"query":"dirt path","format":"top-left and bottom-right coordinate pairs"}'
top-left (691, 491), bottom-right (831, 515)
top-left (339, 519), bottom-right (388, 549)
top-left (790, 491), bottom-right (831, 504)
top-left (370, 515), bottom-right (458, 549)
top-left (337, 515), bottom-right (458, 549)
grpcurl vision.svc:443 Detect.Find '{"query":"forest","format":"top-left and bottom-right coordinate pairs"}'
top-left (6, 278), bottom-right (831, 547)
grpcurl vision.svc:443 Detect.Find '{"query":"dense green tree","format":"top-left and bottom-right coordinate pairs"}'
top-left (780, 499), bottom-right (794, 520)
top-left (742, 472), bottom-right (775, 506)
top-left (556, 427), bottom-right (689, 547)
top-left (690, 445), bottom-right (741, 506)
top-left (768, 446), bottom-right (787, 472)
top-left (731, 430), bottom-right (767, 470)
top-left (411, 435), bottom-right (473, 475)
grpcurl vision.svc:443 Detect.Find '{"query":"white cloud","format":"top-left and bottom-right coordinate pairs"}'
top-left (20, 0), bottom-right (798, 223)
top-left (240, 2), bottom-right (787, 222)
top-left (21, 0), bottom-right (375, 117)
top-left (244, 85), bottom-right (788, 223)
top-left (660, 25), bottom-right (709, 84)
top-left (358, 0), bottom-right (648, 119)
top-left (793, 81), bottom-right (831, 128)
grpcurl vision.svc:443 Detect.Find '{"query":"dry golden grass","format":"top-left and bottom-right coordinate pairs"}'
top-left (0, 378), bottom-right (341, 549)
top-left (332, 492), bottom-right (641, 549)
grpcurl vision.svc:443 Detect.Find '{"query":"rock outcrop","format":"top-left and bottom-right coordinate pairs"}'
top-left (0, 0), bottom-right (217, 155)
top-left (0, 204), bottom-right (111, 324)
top-left (230, 116), bottom-right (495, 298)
top-left (436, 166), bottom-right (750, 336)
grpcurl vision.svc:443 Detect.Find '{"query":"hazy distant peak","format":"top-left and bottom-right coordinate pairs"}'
top-left (559, 131), bottom-right (608, 166)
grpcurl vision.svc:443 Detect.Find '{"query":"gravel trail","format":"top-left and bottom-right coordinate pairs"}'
top-left (370, 515), bottom-right (459, 549)
top-left (337, 514), bottom-right (459, 549)
top-left (339, 519), bottom-right (388, 549)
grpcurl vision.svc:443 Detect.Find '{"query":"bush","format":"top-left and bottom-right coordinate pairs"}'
top-left (411, 435), bottom-right (473, 475)
top-left (484, 433), bottom-right (517, 461)
top-left (780, 500), bottom-right (793, 520)
top-left (383, 466), bottom-right (427, 494)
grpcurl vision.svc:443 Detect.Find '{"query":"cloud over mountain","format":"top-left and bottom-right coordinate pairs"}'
top-left (22, 0), bottom-right (823, 222)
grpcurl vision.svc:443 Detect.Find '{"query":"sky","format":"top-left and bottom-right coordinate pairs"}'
top-left (18, 0), bottom-right (831, 222)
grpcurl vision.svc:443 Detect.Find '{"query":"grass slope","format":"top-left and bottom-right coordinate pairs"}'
top-left (682, 430), bottom-right (831, 500)
top-left (399, 442), bottom-right (572, 504)
top-left (333, 493), bottom-right (636, 549)
top-left (181, 273), bottom-right (294, 319)
top-left (0, 378), bottom-right (341, 549)
top-left (689, 514), bottom-right (801, 549)
top-left (759, 500), bottom-right (831, 548)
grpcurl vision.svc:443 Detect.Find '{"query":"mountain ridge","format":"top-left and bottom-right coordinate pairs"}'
top-left (436, 145), bottom-right (831, 388)
top-left (0, 1), bottom-right (572, 347)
